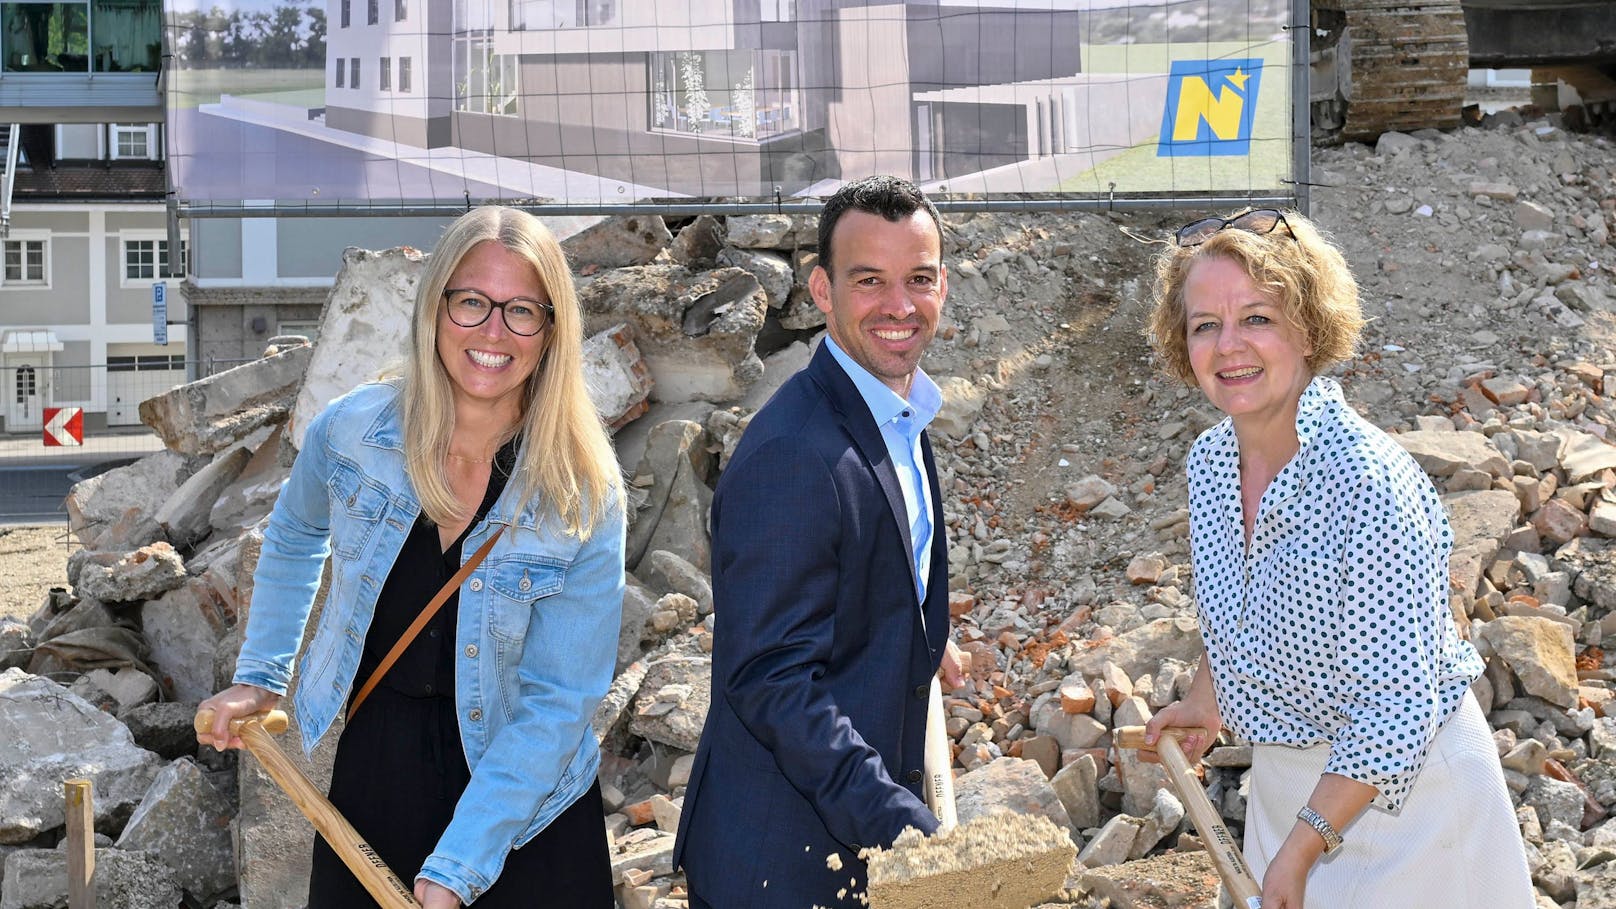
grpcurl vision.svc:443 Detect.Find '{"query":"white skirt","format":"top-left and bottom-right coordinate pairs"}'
top-left (1243, 692), bottom-right (1534, 908)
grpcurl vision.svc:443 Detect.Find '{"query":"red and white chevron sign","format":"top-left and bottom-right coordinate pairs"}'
top-left (43, 407), bottom-right (83, 446)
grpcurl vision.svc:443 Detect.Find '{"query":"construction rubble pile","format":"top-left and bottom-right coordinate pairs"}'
top-left (5, 108), bottom-right (1616, 909)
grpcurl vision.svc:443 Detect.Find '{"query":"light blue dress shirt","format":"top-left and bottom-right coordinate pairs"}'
top-left (823, 336), bottom-right (941, 602)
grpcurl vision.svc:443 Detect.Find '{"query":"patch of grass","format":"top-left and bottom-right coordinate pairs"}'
top-left (168, 68), bottom-right (323, 107)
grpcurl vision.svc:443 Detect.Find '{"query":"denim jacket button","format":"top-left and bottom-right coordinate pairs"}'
top-left (469, 708), bottom-right (483, 722)
top-left (469, 578), bottom-right (484, 592)
top-left (465, 644), bottom-right (479, 658)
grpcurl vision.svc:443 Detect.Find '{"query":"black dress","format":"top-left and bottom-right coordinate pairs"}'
top-left (308, 441), bottom-right (612, 907)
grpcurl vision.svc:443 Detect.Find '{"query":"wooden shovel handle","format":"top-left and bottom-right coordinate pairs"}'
top-left (194, 707), bottom-right (420, 908)
top-left (1112, 725), bottom-right (1212, 754)
top-left (1114, 725), bottom-right (1262, 908)
top-left (193, 707), bottom-right (290, 737)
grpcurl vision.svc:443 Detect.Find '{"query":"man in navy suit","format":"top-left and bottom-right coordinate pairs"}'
top-left (674, 175), bottom-right (965, 907)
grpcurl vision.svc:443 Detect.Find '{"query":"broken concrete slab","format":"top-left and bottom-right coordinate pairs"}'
top-left (65, 450), bottom-right (206, 551)
top-left (154, 444), bottom-right (252, 550)
top-left (0, 621), bottom-right (32, 673)
top-left (0, 669), bottom-right (162, 844)
top-left (717, 248), bottom-right (794, 309)
top-left (669, 215), bottom-right (724, 268)
top-left (628, 656), bottom-right (712, 752)
top-left (1066, 617), bottom-right (1203, 682)
top-left (578, 265), bottom-right (767, 403)
top-left (74, 542), bottom-right (188, 605)
top-left (0, 847), bottom-right (181, 909)
top-left (643, 550), bottom-right (713, 615)
top-left (1074, 849), bottom-right (1222, 908)
top-left (141, 345), bottom-right (313, 457)
top-left (208, 425), bottom-right (291, 540)
top-left (67, 667), bottom-right (157, 714)
top-left (617, 582), bottom-right (658, 673)
top-left (739, 338), bottom-right (817, 412)
top-left (121, 702), bottom-right (204, 761)
top-left (724, 214), bottom-right (794, 249)
top-left (115, 757), bottom-right (236, 901)
top-left (582, 323), bottom-right (655, 431)
top-left (625, 420), bottom-right (714, 572)
top-left (289, 247), bottom-right (424, 451)
top-left (143, 580), bottom-right (233, 702)
top-left (932, 376), bottom-right (987, 439)
top-left (593, 660), bottom-right (650, 746)
top-left (562, 215), bottom-right (672, 269)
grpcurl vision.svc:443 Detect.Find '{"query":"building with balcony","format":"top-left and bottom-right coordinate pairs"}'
top-left (0, 0), bottom-right (182, 435)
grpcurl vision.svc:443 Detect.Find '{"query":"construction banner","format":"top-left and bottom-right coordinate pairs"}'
top-left (164, 0), bottom-right (1298, 211)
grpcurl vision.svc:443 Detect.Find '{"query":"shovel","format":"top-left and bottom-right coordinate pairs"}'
top-left (194, 707), bottom-right (421, 908)
top-left (1114, 725), bottom-right (1262, 909)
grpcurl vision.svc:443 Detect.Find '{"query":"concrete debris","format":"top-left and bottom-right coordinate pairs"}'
top-left (140, 345), bottom-right (313, 457)
top-left (0, 847), bottom-right (181, 909)
top-left (0, 670), bottom-right (161, 844)
top-left (65, 450), bottom-right (205, 550)
top-left (628, 657), bottom-right (711, 752)
top-left (669, 215), bottom-right (725, 268)
top-left (288, 247), bottom-right (423, 450)
top-left (582, 323), bottom-right (656, 430)
top-left (154, 443), bottom-right (252, 549)
top-left (562, 214), bottom-right (672, 268)
top-left (115, 757), bottom-right (236, 900)
top-left (74, 542), bottom-right (188, 605)
top-left (578, 265), bottom-right (768, 404)
top-left (954, 757), bottom-right (1079, 842)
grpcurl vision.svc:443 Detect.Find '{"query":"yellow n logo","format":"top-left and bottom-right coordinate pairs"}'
top-left (1173, 75), bottom-right (1246, 140)
top-left (1159, 60), bottom-right (1262, 156)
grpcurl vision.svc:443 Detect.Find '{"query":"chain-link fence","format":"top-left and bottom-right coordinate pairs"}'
top-left (0, 358), bottom-right (252, 525)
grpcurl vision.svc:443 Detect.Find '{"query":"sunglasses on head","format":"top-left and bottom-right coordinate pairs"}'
top-left (1174, 209), bottom-right (1296, 248)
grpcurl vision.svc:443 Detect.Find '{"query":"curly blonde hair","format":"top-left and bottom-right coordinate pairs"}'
top-left (1145, 209), bottom-right (1365, 385)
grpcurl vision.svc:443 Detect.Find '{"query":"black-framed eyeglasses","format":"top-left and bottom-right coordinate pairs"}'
top-left (442, 288), bottom-right (554, 336)
top-left (1174, 209), bottom-right (1295, 248)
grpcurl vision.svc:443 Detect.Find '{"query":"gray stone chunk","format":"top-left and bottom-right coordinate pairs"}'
top-left (154, 444), bottom-right (252, 549)
top-left (0, 621), bottom-right (32, 673)
top-left (724, 214), bottom-right (794, 248)
top-left (65, 451), bottom-right (205, 551)
top-left (0, 670), bottom-right (162, 844)
top-left (0, 847), bottom-right (181, 909)
top-left (120, 702), bottom-right (204, 761)
top-left (562, 215), bottom-right (671, 268)
top-left (644, 550), bottom-right (713, 615)
top-left (1050, 751), bottom-right (1101, 829)
top-left (717, 248), bottom-right (794, 309)
top-left (74, 542), bottom-right (187, 605)
top-left (115, 757), bottom-right (236, 901)
top-left (1066, 617), bottom-right (1203, 682)
top-left (628, 656), bottom-right (711, 752)
top-left (669, 215), bottom-right (725, 267)
top-left (1442, 489), bottom-right (1524, 552)
top-left (1479, 616), bottom-right (1578, 708)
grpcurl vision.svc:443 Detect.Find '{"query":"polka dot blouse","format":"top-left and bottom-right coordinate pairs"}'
top-left (1186, 376), bottom-right (1484, 813)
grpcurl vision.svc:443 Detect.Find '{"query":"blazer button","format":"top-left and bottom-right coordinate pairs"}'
top-left (465, 644), bottom-right (479, 658)
top-left (469, 578), bottom-right (484, 592)
top-left (913, 684), bottom-right (928, 700)
top-left (468, 708), bottom-right (482, 722)
top-left (906, 769), bottom-right (922, 783)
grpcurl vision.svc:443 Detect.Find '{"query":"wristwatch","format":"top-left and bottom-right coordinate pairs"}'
top-left (1297, 805), bottom-right (1344, 855)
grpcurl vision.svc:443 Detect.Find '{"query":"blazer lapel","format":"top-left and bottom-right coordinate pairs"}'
top-left (808, 346), bottom-right (918, 601)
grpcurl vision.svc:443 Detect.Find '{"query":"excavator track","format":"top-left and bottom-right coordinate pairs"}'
top-left (1312, 0), bottom-right (1470, 144)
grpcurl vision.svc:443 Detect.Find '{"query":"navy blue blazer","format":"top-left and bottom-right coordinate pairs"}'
top-left (673, 344), bottom-right (951, 908)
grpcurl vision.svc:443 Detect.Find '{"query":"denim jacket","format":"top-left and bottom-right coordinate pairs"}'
top-left (233, 381), bottom-right (626, 903)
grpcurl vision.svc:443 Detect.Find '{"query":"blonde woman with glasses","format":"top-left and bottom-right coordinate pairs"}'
top-left (199, 206), bottom-right (625, 908)
top-left (1143, 209), bottom-right (1532, 908)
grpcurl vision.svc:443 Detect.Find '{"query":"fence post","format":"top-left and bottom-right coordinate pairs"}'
top-left (65, 778), bottom-right (95, 909)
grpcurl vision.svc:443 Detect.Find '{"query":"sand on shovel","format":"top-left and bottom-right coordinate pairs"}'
top-left (859, 812), bottom-right (1077, 909)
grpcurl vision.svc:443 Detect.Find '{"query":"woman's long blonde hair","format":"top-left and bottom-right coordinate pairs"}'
top-left (402, 206), bottom-right (621, 538)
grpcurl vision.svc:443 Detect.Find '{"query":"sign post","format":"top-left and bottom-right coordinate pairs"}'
top-left (153, 282), bottom-right (168, 346)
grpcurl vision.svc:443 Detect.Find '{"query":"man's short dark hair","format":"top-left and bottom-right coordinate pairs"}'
top-left (816, 175), bottom-right (943, 277)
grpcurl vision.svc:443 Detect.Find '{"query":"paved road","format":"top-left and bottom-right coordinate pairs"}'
top-left (0, 433), bottom-right (159, 525)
